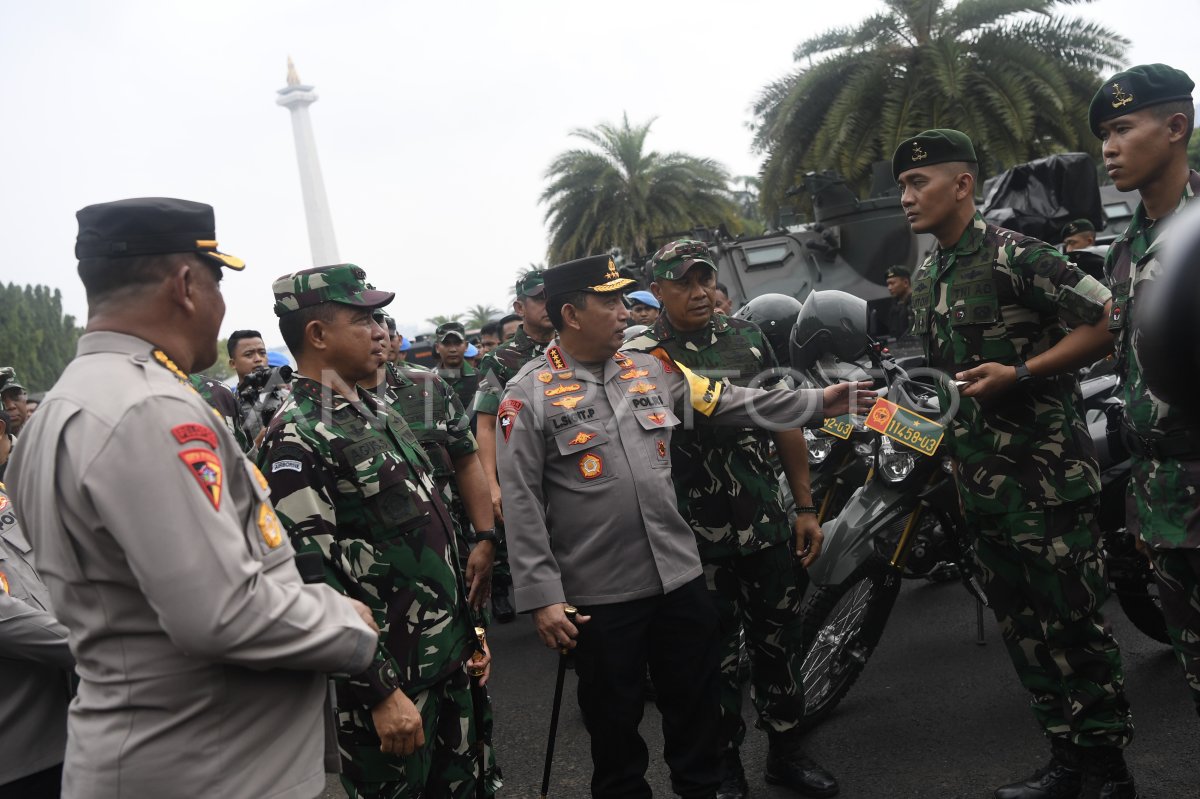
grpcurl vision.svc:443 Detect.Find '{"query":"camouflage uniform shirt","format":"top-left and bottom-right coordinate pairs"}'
top-left (909, 212), bottom-right (1111, 514)
top-left (472, 325), bottom-right (548, 416)
top-left (436, 362), bottom-right (479, 419)
top-left (385, 362), bottom-right (477, 486)
top-left (188, 374), bottom-right (251, 453)
top-left (257, 376), bottom-right (475, 708)
top-left (1105, 170), bottom-right (1200, 548)
top-left (626, 315), bottom-right (791, 559)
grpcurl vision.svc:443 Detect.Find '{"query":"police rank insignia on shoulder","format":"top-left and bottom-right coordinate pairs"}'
top-left (578, 453), bottom-right (603, 479)
top-left (568, 431), bottom-right (596, 446)
top-left (171, 423), bottom-right (218, 449)
top-left (627, 381), bottom-right (655, 394)
top-left (656, 440), bottom-right (667, 458)
top-left (552, 395), bottom-right (584, 410)
top-left (620, 368), bottom-right (649, 380)
top-left (545, 383), bottom-right (581, 397)
top-left (257, 504), bottom-right (283, 548)
top-left (178, 449), bottom-right (223, 510)
top-left (498, 398), bottom-right (523, 443)
top-left (547, 346), bottom-right (568, 372)
top-left (537, 372), bottom-right (553, 384)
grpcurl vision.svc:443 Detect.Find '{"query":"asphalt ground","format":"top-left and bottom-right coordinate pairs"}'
top-left (325, 579), bottom-right (1197, 798)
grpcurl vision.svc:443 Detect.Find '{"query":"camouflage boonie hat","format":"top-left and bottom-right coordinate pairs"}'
top-left (272, 264), bottom-right (394, 316)
top-left (515, 269), bottom-right (545, 298)
top-left (1061, 219), bottom-right (1096, 238)
top-left (0, 367), bottom-right (24, 395)
top-left (649, 239), bottom-right (716, 281)
top-left (892, 129), bottom-right (977, 180)
top-left (1090, 63), bottom-right (1194, 137)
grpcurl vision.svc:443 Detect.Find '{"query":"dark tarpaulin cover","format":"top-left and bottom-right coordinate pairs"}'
top-left (980, 153), bottom-right (1104, 242)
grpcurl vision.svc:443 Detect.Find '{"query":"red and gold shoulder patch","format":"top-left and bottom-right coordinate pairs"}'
top-left (568, 431), bottom-right (596, 446)
top-left (545, 383), bottom-right (581, 397)
top-left (551, 395), bottom-right (584, 410)
top-left (627, 381), bottom-right (656, 394)
top-left (172, 423), bottom-right (218, 449)
top-left (578, 453), bottom-right (603, 480)
top-left (537, 371), bottom-right (553, 384)
top-left (179, 448), bottom-right (223, 510)
top-left (0, 494), bottom-right (9, 514)
top-left (258, 504), bottom-right (284, 549)
top-left (547, 346), bottom-right (568, 372)
top-left (498, 398), bottom-right (524, 443)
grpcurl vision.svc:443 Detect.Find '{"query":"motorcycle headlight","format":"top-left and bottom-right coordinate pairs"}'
top-left (805, 429), bottom-right (832, 465)
top-left (878, 436), bottom-right (916, 483)
top-left (853, 440), bottom-right (874, 457)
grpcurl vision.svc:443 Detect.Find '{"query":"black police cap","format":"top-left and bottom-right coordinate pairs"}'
top-left (544, 254), bottom-right (635, 297)
top-left (75, 197), bottom-right (244, 270)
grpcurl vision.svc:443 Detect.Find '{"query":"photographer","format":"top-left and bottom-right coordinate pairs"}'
top-left (229, 330), bottom-right (293, 449)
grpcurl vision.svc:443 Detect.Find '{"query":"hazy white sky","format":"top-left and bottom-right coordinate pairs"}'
top-left (1, 0), bottom-right (1196, 346)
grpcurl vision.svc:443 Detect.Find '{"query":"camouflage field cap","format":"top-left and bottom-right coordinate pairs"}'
top-left (885, 265), bottom-right (911, 280)
top-left (892, 129), bottom-right (977, 180)
top-left (1090, 63), bottom-right (1194, 137)
top-left (649, 239), bottom-right (716, 281)
top-left (435, 320), bottom-right (467, 342)
top-left (75, 197), bottom-right (244, 270)
top-left (1061, 219), bottom-right (1096, 238)
top-left (271, 264), bottom-right (394, 317)
top-left (0, 367), bottom-right (24, 395)
top-left (515, 269), bottom-right (545, 298)
top-left (544, 254), bottom-right (635, 296)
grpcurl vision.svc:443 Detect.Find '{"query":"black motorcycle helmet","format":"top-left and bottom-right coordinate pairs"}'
top-left (1135, 202), bottom-right (1200, 408)
top-left (790, 290), bottom-right (871, 372)
top-left (732, 293), bottom-right (803, 364)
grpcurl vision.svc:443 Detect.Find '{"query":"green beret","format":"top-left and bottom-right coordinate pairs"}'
top-left (891, 129), bottom-right (978, 180)
top-left (1061, 219), bottom-right (1096, 238)
top-left (649, 239), bottom-right (717, 281)
top-left (885, 266), bottom-right (911, 280)
top-left (1090, 64), bottom-right (1194, 137)
top-left (515, 269), bottom-right (545, 298)
top-left (272, 264), bottom-right (394, 316)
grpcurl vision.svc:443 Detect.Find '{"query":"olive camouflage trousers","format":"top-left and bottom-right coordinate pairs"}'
top-left (971, 504), bottom-right (1134, 748)
top-left (703, 542), bottom-right (807, 751)
top-left (339, 668), bottom-right (502, 799)
top-left (1147, 546), bottom-right (1200, 716)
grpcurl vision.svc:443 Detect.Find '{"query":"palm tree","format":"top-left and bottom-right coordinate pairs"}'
top-left (541, 114), bottom-right (739, 264)
top-left (751, 0), bottom-right (1127, 215)
top-left (425, 313), bottom-right (462, 328)
top-left (464, 304), bottom-right (501, 329)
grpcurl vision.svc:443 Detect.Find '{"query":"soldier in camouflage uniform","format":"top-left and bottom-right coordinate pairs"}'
top-left (259, 264), bottom-right (493, 799)
top-left (473, 269), bottom-right (553, 622)
top-left (434, 321), bottom-right (480, 415)
top-left (187, 373), bottom-right (253, 453)
top-left (626, 240), bottom-right (838, 799)
top-left (1091, 64), bottom-right (1200, 719)
top-left (895, 130), bottom-right (1135, 799)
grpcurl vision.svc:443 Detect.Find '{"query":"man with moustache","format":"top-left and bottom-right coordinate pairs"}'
top-left (895, 131), bottom-right (1134, 798)
top-left (1092, 64), bottom-right (1200, 724)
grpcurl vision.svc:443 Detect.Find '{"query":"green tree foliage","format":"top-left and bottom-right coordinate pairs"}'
top-left (542, 114), bottom-right (740, 263)
top-left (205, 338), bottom-right (236, 382)
top-left (752, 0), bottom-right (1127, 215)
top-left (0, 283), bottom-right (82, 392)
top-left (464, 304), bottom-right (502, 329)
top-left (425, 313), bottom-right (463, 328)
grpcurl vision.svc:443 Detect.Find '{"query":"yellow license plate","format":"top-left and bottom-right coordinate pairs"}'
top-left (864, 398), bottom-right (944, 456)
top-left (821, 416), bottom-right (854, 440)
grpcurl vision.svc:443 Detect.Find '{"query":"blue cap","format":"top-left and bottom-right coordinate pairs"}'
top-left (266, 351), bottom-right (290, 368)
top-left (465, 343), bottom-right (479, 358)
top-left (398, 335), bottom-right (411, 352)
top-left (627, 290), bottom-right (660, 309)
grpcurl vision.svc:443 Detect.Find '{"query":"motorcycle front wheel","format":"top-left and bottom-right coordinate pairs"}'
top-left (798, 556), bottom-right (902, 730)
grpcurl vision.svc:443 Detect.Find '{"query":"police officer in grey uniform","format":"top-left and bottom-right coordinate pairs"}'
top-left (7, 198), bottom-right (379, 799)
top-left (497, 254), bottom-right (873, 799)
top-left (0, 481), bottom-right (73, 799)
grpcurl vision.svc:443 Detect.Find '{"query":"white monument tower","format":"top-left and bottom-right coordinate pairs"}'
top-left (276, 57), bottom-right (340, 266)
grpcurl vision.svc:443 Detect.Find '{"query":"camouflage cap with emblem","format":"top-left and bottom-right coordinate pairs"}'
top-left (544, 254), bottom-right (635, 296)
top-left (0, 367), bottom-right (24, 396)
top-left (435, 320), bottom-right (467, 342)
top-left (1089, 63), bottom-right (1194, 137)
top-left (1061, 219), bottom-right (1096, 239)
top-left (515, 269), bottom-right (545, 298)
top-left (75, 197), bottom-right (245, 270)
top-left (891, 129), bottom-right (978, 180)
top-left (271, 264), bottom-right (395, 316)
top-left (649, 239), bottom-right (717, 281)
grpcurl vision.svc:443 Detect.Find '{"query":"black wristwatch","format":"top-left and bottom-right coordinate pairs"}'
top-left (1013, 361), bottom-right (1034, 384)
top-left (472, 528), bottom-right (498, 545)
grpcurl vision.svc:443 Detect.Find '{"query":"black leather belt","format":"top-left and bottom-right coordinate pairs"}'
top-left (1121, 421), bottom-right (1200, 461)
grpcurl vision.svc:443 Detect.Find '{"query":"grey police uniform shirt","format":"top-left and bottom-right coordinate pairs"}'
top-left (498, 343), bottom-right (825, 612)
top-left (0, 484), bottom-right (73, 786)
top-left (7, 332), bottom-right (377, 799)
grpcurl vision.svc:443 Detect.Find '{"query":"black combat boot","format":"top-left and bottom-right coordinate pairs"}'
top-left (716, 748), bottom-right (749, 799)
top-left (1078, 747), bottom-right (1138, 799)
top-left (491, 578), bottom-right (515, 623)
top-left (764, 730), bottom-right (838, 798)
top-left (993, 740), bottom-right (1083, 799)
